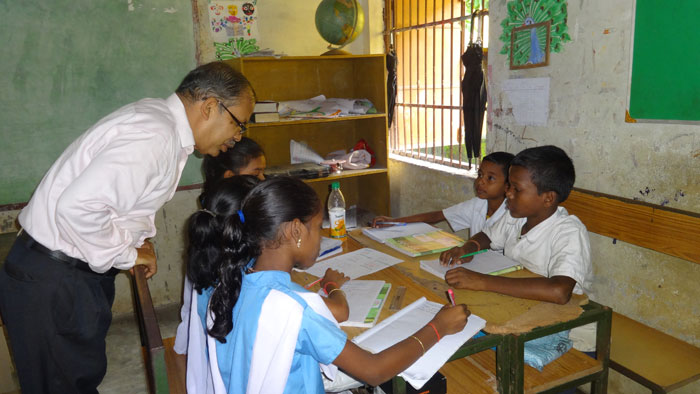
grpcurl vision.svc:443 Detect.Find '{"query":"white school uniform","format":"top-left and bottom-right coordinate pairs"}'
top-left (483, 207), bottom-right (597, 351)
top-left (442, 198), bottom-right (507, 235)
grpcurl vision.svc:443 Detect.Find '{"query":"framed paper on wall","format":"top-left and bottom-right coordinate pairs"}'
top-left (510, 20), bottom-right (550, 70)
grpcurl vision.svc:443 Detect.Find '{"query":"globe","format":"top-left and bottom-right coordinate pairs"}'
top-left (315, 0), bottom-right (365, 55)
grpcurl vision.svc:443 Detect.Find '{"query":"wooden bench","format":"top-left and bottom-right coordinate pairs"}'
top-left (132, 265), bottom-right (186, 394)
top-left (562, 189), bottom-right (700, 393)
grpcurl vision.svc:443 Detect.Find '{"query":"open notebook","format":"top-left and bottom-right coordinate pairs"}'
top-left (320, 280), bottom-right (392, 328)
top-left (420, 250), bottom-right (523, 279)
top-left (353, 297), bottom-right (486, 389)
top-left (362, 223), bottom-right (464, 257)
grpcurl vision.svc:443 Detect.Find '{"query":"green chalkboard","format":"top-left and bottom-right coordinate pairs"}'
top-left (628, 0), bottom-right (700, 122)
top-left (0, 0), bottom-right (200, 205)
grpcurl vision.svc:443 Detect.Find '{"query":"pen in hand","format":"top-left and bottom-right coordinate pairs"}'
top-left (447, 288), bottom-right (456, 306)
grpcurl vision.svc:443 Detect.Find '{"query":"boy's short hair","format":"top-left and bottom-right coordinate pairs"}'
top-left (511, 145), bottom-right (575, 203)
top-left (482, 151), bottom-right (515, 179)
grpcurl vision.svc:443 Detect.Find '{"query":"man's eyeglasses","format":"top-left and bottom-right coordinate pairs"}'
top-left (217, 100), bottom-right (247, 135)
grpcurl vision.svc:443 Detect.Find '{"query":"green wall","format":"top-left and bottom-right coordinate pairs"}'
top-left (0, 0), bottom-right (200, 205)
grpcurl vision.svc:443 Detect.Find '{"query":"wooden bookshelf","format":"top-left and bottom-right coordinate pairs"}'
top-left (225, 55), bottom-right (390, 216)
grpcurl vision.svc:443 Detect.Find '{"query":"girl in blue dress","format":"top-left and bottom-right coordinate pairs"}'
top-left (190, 177), bottom-right (471, 394)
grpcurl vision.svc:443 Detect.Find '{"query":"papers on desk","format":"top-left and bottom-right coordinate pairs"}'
top-left (353, 297), bottom-right (486, 389)
top-left (322, 280), bottom-right (391, 328)
top-left (362, 223), bottom-right (464, 257)
top-left (303, 248), bottom-right (403, 279)
top-left (420, 250), bottom-right (523, 279)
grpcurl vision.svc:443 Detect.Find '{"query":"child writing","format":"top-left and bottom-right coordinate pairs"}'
top-left (371, 151), bottom-right (514, 238)
top-left (192, 177), bottom-right (470, 393)
top-left (440, 145), bottom-right (595, 352)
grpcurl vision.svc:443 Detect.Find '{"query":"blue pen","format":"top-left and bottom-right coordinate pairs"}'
top-left (375, 221), bottom-right (407, 226)
top-left (318, 245), bottom-right (342, 258)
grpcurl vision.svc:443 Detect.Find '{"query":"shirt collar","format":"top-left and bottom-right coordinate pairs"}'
top-left (519, 206), bottom-right (569, 242)
top-left (166, 93), bottom-right (195, 154)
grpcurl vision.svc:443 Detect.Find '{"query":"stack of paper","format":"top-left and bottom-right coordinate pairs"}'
top-left (353, 297), bottom-right (486, 389)
top-left (420, 250), bottom-right (523, 279)
top-left (362, 223), bottom-right (464, 257)
top-left (324, 280), bottom-right (391, 328)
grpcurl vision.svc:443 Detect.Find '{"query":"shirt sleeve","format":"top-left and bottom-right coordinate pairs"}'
top-left (54, 128), bottom-right (172, 271)
top-left (296, 306), bottom-right (348, 365)
top-left (547, 218), bottom-right (592, 294)
top-left (442, 197), bottom-right (480, 232)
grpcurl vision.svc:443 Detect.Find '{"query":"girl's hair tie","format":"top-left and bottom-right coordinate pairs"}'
top-left (237, 209), bottom-right (245, 223)
top-left (200, 208), bottom-right (216, 217)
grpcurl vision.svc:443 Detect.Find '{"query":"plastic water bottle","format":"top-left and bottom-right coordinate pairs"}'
top-left (328, 181), bottom-right (347, 239)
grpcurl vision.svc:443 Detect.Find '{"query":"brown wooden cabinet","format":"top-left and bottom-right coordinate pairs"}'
top-left (225, 55), bottom-right (390, 217)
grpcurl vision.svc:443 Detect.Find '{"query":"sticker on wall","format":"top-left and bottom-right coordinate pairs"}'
top-left (208, 0), bottom-right (260, 59)
top-left (499, 0), bottom-right (571, 69)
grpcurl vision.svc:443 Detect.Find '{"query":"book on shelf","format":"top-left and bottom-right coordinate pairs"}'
top-left (420, 250), bottom-right (524, 279)
top-left (352, 297), bottom-right (486, 389)
top-left (362, 223), bottom-right (464, 257)
top-left (326, 280), bottom-right (391, 328)
top-left (251, 112), bottom-right (280, 123)
top-left (253, 100), bottom-right (278, 113)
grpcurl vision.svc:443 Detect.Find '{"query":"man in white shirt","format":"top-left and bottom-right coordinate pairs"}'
top-left (0, 61), bottom-right (255, 394)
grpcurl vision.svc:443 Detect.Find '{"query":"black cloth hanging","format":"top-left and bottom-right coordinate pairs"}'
top-left (386, 50), bottom-right (397, 128)
top-left (461, 43), bottom-right (487, 164)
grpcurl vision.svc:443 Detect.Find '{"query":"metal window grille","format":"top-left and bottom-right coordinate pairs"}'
top-left (385, 0), bottom-right (489, 169)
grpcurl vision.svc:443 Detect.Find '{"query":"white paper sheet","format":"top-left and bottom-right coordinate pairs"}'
top-left (501, 77), bottom-right (550, 126)
top-left (302, 248), bottom-right (403, 279)
top-left (353, 297), bottom-right (486, 389)
top-left (362, 223), bottom-right (440, 243)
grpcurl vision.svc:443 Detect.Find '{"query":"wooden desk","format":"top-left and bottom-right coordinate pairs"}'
top-left (295, 230), bottom-right (611, 393)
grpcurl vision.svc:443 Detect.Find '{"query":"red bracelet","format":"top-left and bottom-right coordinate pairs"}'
top-left (428, 322), bottom-right (441, 341)
top-left (323, 281), bottom-right (339, 295)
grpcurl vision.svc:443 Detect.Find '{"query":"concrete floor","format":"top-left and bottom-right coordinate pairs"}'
top-left (100, 302), bottom-right (182, 394)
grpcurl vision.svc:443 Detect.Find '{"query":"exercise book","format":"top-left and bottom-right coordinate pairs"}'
top-left (353, 297), bottom-right (486, 389)
top-left (320, 280), bottom-right (391, 328)
top-left (302, 248), bottom-right (403, 279)
top-left (420, 250), bottom-right (523, 279)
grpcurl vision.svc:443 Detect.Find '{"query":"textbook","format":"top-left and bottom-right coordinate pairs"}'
top-left (251, 112), bottom-right (280, 123)
top-left (353, 297), bottom-right (486, 389)
top-left (420, 250), bottom-right (523, 279)
top-left (384, 230), bottom-right (464, 257)
top-left (253, 100), bottom-right (278, 113)
top-left (331, 280), bottom-right (392, 328)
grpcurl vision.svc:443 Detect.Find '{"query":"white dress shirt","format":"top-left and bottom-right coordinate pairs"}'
top-left (19, 94), bottom-right (195, 273)
top-left (442, 197), bottom-right (507, 235)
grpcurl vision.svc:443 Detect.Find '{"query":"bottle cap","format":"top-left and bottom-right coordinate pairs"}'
top-left (331, 181), bottom-right (340, 190)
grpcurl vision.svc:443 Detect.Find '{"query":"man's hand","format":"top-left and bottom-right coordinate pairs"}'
top-left (130, 240), bottom-right (157, 279)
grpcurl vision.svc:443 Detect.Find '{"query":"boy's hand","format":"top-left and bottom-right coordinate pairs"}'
top-left (320, 268), bottom-right (350, 290)
top-left (371, 216), bottom-right (394, 228)
top-left (444, 267), bottom-right (488, 291)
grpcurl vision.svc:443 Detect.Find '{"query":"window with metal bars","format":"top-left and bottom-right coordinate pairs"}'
top-left (385, 0), bottom-right (489, 169)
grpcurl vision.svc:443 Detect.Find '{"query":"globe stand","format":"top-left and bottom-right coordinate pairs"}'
top-left (322, 48), bottom-right (352, 56)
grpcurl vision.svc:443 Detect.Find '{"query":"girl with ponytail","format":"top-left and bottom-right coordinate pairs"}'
top-left (195, 177), bottom-right (471, 393)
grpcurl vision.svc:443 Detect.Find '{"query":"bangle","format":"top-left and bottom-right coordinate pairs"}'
top-left (323, 281), bottom-right (338, 295)
top-left (428, 322), bottom-right (441, 341)
top-left (327, 288), bottom-right (345, 298)
top-left (410, 335), bottom-right (425, 355)
top-left (466, 239), bottom-right (482, 251)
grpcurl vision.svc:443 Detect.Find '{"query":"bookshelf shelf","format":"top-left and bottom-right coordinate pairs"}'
top-left (225, 55), bottom-right (390, 216)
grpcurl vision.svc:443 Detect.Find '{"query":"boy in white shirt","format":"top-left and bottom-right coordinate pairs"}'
top-left (441, 145), bottom-right (595, 352)
top-left (372, 152), bottom-right (514, 236)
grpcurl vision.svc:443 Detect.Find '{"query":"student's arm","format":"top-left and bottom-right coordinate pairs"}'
top-left (332, 304), bottom-right (470, 386)
top-left (445, 271), bottom-right (576, 304)
top-left (439, 232), bottom-right (492, 266)
top-left (320, 269), bottom-right (350, 323)
top-left (371, 210), bottom-right (446, 228)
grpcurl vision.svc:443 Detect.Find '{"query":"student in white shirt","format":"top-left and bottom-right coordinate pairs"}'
top-left (440, 145), bottom-right (596, 352)
top-left (371, 152), bottom-right (514, 236)
top-left (0, 62), bottom-right (255, 394)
